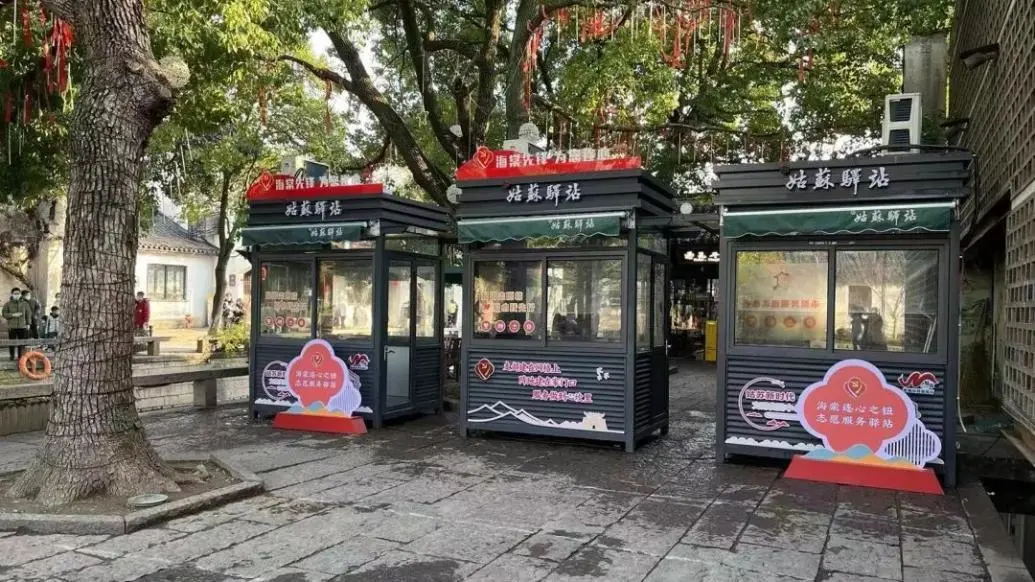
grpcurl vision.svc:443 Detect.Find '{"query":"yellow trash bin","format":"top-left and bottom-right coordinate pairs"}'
top-left (704, 320), bottom-right (718, 362)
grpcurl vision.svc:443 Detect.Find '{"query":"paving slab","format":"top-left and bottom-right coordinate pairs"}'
top-left (544, 545), bottom-right (660, 582)
top-left (465, 553), bottom-right (556, 582)
top-left (406, 522), bottom-right (530, 564)
top-left (513, 531), bottom-right (593, 562)
top-left (0, 364), bottom-right (1027, 582)
top-left (821, 535), bottom-right (902, 580)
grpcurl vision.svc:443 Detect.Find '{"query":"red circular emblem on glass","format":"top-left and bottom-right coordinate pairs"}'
top-left (479, 321), bottom-right (491, 332)
top-left (275, 316), bottom-right (285, 327)
top-left (744, 314), bottom-right (757, 328)
top-left (523, 320), bottom-right (536, 334)
top-left (287, 317), bottom-right (297, 327)
top-left (804, 316), bottom-right (817, 329)
top-left (264, 317), bottom-right (273, 327)
top-left (783, 316), bottom-right (797, 328)
top-left (508, 320), bottom-right (520, 333)
top-left (764, 315), bottom-right (777, 328)
top-left (297, 318), bottom-right (307, 328)
top-left (494, 320), bottom-right (506, 333)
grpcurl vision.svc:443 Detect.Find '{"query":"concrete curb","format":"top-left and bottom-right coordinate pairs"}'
top-left (0, 452), bottom-right (264, 535)
top-left (958, 480), bottom-right (1034, 582)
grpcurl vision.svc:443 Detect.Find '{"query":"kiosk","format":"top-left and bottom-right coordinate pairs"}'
top-left (714, 151), bottom-right (972, 490)
top-left (455, 147), bottom-right (676, 451)
top-left (243, 172), bottom-right (450, 428)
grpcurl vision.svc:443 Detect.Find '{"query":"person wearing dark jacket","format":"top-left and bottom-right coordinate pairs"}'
top-left (22, 290), bottom-right (41, 338)
top-left (2, 288), bottom-right (32, 360)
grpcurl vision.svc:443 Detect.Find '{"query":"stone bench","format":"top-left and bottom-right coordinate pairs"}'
top-left (0, 365), bottom-right (249, 435)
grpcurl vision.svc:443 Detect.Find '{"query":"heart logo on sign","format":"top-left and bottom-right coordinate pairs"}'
top-left (258, 171), bottom-right (274, 192)
top-left (844, 377), bottom-right (866, 399)
top-left (313, 353), bottom-right (324, 366)
top-left (475, 358), bottom-right (495, 381)
top-left (473, 146), bottom-right (494, 168)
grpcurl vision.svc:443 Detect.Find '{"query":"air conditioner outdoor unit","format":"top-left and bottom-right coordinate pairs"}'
top-left (279, 156), bottom-right (329, 179)
top-left (881, 93), bottom-right (922, 150)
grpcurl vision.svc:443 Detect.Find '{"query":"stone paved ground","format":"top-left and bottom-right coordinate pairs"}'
top-left (0, 362), bottom-right (1021, 581)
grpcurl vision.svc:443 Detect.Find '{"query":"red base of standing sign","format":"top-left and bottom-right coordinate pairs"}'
top-left (784, 456), bottom-right (944, 495)
top-left (272, 412), bottom-right (368, 435)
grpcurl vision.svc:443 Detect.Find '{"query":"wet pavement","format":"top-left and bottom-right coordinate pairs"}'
top-left (0, 361), bottom-right (1024, 581)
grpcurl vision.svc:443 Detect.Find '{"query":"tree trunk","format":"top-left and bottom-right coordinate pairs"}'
top-left (207, 171), bottom-right (233, 336)
top-left (10, 0), bottom-right (179, 506)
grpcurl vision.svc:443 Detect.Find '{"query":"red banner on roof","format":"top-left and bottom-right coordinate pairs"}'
top-left (455, 146), bottom-right (641, 181)
top-left (247, 170), bottom-right (382, 202)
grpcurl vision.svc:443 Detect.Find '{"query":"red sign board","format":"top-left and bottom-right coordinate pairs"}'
top-left (455, 146), bottom-right (640, 181)
top-left (247, 170), bottom-right (382, 202)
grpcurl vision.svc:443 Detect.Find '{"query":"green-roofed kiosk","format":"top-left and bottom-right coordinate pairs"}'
top-left (713, 150), bottom-right (973, 488)
top-left (454, 147), bottom-right (678, 452)
top-left (243, 172), bottom-right (450, 428)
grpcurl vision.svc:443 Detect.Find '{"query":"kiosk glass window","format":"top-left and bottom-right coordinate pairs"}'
top-left (388, 264), bottom-right (412, 339)
top-left (386, 237), bottom-right (438, 256)
top-left (834, 249), bottom-right (940, 353)
top-left (734, 250), bottom-right (829, 348)
top-left (636, 254), bottom-right (651, 351)
top-left (547, 260), bottom-right (622, 343)
top-left (653, 262), bottom-right (666, 347)
top-left (473, 261), bottom-right (543, 340)
top-left (259, 261), bottom-right (313, 338)
top-left (317, 260), bottom-right (372, 340)
top-left (416, 264), bottom-right (436, 338)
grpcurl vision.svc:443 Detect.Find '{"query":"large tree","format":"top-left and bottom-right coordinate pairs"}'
top-left (10, 0), bottom-right (185, 505)
top-left (282, 0), bottom-right (952, 205)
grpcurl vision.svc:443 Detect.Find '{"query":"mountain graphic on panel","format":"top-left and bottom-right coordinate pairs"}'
top-left (467, 401), bottom-right (622, 434)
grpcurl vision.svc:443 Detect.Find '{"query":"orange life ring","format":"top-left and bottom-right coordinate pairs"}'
top-left (18, 350), bottom-right (52, 381)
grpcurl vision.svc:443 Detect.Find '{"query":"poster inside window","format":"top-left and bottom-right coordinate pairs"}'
top-left (317, 260), bottom-right (372, 340)
top-left (734, 251), bottom-right (829, 348)
top-left (834, 249), bottom-right (939, 353)
top-left (473, 261), bottom-right (543, 340)
top-left (259, 261), bottom-right (313, 338)
top-left (547, 260), bottom-right (622, 342)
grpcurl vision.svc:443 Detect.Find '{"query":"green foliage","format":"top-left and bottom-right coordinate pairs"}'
top-left (213, 321), bottom-right (249, 354)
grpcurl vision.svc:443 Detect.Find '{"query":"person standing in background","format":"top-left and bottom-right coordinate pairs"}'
top-left (43, 306), bottom-right (61, 339)
top-left (2, 288), bottom-right (32, 360)
top-left (134, 291), bottom-right (151, 335)
top-left (22, 289), bottom-right (41, 339)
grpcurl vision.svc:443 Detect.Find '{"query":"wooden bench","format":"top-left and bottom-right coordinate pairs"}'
top-left (0, 336), bottom-right (169, 356)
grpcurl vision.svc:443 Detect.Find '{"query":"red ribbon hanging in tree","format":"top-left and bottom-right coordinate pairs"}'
top-left (21, 4), bottom-right (32, 47)
top-left (22, 90), bottom-right (31, 124)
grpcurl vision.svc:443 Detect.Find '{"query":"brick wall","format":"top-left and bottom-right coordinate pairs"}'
top-left (950, 0), bottom-right (1035, 230)
top-left (951, 0), bottom-right (1035, 434)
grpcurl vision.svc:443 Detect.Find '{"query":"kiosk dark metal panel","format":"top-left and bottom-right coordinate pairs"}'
top-left (244, 179), bottom-right (450, 428)
top-left (713, 151), bottom-right (972, 487)
top-left (455, 153), bottom-right (677, 451)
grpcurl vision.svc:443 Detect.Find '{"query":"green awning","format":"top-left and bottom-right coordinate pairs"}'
top-left (242, 222), bottom-right (365, 246)
top-left (723, 202), bottom-right (954, 238)
top-left (458, 212), bottom-right (624, 244)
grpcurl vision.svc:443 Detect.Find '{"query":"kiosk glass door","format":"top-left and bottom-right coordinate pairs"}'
top-left (651, 260), bottom-right (669, 417)
top-left (386, 259), bottom-right (414, 409)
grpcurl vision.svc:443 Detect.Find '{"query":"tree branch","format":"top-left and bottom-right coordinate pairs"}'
top-left (340, 137), bottom-right (392, 172)
top-left (325, 30), bottom-right (451, 207)
top-left (276, 55), bottom-right (353, 91)
top-left (398, 0), bottom-right (460, 159)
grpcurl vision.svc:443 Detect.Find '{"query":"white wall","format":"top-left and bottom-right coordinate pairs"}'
top-left (135, 252), bottom-right (218, 328)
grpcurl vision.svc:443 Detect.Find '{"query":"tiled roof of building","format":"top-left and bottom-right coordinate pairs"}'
top-left (139, 213), bottom-right (220, 256)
